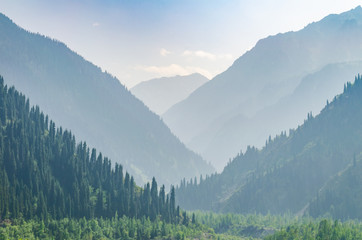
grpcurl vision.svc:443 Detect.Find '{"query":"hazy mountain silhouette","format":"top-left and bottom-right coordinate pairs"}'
top-left (189, 61), bottom-right (362, 170)
top-left (131, 73), bottom-right (208, 115)
top-left (0, 13), bottom-right (214, 186)
top-left (163, 6), bottom-right (362, 171)
top-left (177, 75), bottom-right (362, 219)
top-left (307, 153), bottom-right (362, 220)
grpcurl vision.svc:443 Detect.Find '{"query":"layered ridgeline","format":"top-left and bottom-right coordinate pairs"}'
top-left (308, 152), bottom-right (362, 220)
top-left (177, 75), bottom-right (362, 219)
top-left (0, 13), bottom-right (213, 186)
top-left (0, 76), bottom-right (179, 222)
top-left (131, 73), bottom-right (208, 115)
top-left (163, 6), bottom-right (362, 171)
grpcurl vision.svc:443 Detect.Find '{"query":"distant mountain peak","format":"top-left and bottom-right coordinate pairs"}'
top-left (163, 6), bottom-right (362, 171)
top-left (131, 73), bottom-right (208, 115)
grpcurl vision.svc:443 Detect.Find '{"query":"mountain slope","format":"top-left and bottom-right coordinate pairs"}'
top-left (177, 75), bottom-right (362, 218)
top-left (0, 13), bottom-right (213, 186)
top-left (131, 73), bottom-right (208, 115)
top-left (0, 76), bottom-right (177, 221)
top-left (307, 156), bottom-right (362, 220)
top-left (164, 6), bottom-right (362, 170)
top-left (190, 61), bottom-right (362, 170)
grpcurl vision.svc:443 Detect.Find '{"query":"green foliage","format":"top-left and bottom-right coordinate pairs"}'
top-left (265, 219), bottom-right (362, 240)
top-left (193, 211), bottom-right (309, 239)
top-left (192, 212), bottom-right (362, 239)
top-left (0, 216), bottom-right (222, 240)
top-left (0, 76), bottom-right (177, 222)
top-left (177, 75), bottom-right (362, 218)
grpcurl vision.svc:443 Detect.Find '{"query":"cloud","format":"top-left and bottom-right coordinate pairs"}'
top-left (92, 22), bottom-right (100, 27)
top-left (182, 50), bottom-right (216, 60)
top-left (219, 53), bottom-right (233, 59)
top-left (160, 48), bottom-right (171, 57)
top-left (135, 64), bottom-right (212, 79)
top-left (182, 50), bottom-right (233, 61)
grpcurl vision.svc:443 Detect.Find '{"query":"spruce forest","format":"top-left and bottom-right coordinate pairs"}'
top-left (0, 76), bottom-right (226, 239)
top-left (0, 75), bottom-right (177, 224)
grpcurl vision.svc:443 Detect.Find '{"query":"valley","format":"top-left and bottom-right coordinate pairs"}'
top-left (1, 3), bottom-right (362, 239)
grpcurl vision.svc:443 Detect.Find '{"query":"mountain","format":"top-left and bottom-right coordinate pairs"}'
top-left (177, 75), bottom-right (362, 219)
top-left (0, 13), bottom-right (214, 186)
top-left (190, 61), bottom-right (362, 171)
top-left (131, 73), bottom-right (208, 115)
top-left (163, 6), bottom-right (362, 171)
top-left (307, 154), bottom-right (362, 220)
top-left (0, 76), bottom-right (177, 221)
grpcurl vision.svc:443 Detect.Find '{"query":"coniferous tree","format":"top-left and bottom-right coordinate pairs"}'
top-left (150, 177), bottom-right (158, 221)
top-left (0, 76), bottom-right (180, 222)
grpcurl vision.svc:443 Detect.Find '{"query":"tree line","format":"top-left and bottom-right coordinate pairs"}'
top-left (177, 75), bottom-right (362, 219)
top-left (0, 75), bottom-right (178, 222)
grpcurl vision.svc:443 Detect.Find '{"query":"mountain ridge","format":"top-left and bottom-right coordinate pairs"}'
top-left (0, 12), bottom-right (214, 187)
top-left (131, 73), bottom-right (208, 115)
top-left (177, 74), bottom-right (362, 219)
top-left (163, 6), bottom-right (362, 170)
top-left (0, 75), bottom-right (179, 222)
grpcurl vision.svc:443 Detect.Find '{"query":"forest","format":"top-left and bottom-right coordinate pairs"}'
top-left (2, 211), bottom-right (362, 239)
top-left (177, 75), bottom-right (362, 220)
top-left (2, 72), bottom-right (362, 239)
top-left (0, 75), bottom-right (180, 222)
top-left (0, 75), bottom-right (258, 239)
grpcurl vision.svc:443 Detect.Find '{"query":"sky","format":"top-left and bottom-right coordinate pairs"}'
top-left (0, 0), bottom-right (360, 88)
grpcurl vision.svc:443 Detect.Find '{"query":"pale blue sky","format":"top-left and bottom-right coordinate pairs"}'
top-left (0, 0), bottom-right (359, 87)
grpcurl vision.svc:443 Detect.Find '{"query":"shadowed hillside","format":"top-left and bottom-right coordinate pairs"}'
top-left (0, 13), bottom-right (214, 186)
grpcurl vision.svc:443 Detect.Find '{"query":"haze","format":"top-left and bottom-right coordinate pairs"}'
top-left (0, 0), bottom-right (357, 87)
